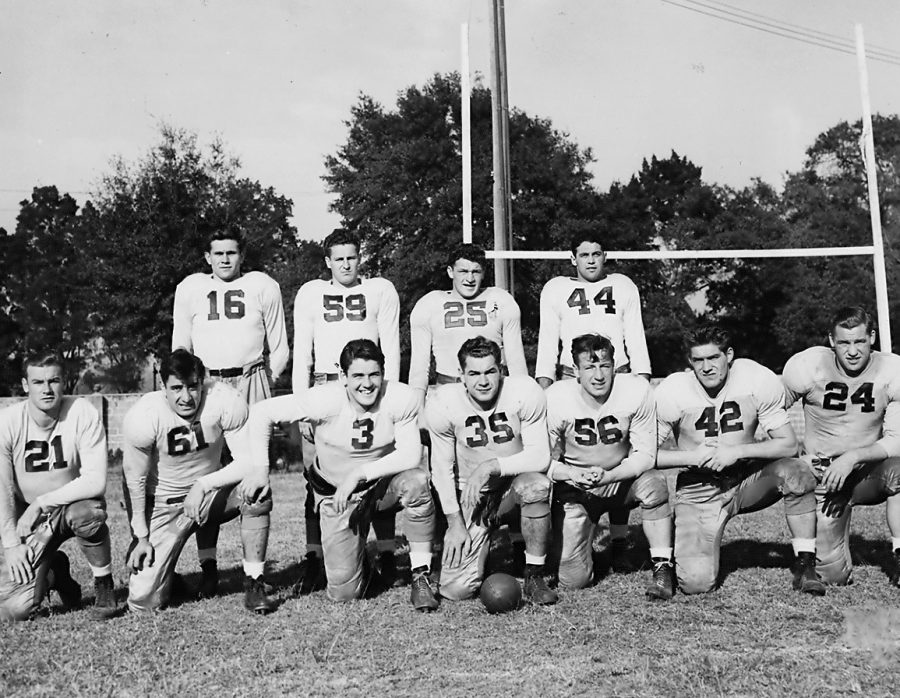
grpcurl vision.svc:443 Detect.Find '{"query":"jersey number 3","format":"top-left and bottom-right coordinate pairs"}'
top-left (24, 436), bottom-right (68, 472)
top-left (465, 413), bottom-right (515, 448)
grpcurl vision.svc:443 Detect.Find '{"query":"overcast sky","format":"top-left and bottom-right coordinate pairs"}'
top-left (3, 0), bottom-right (900, 242)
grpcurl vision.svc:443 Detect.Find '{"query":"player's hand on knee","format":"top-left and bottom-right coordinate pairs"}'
top-left (822, 490), bottom-right (851, 518)
top-left (822, 454), bottom-right (855, 493)
top-left (334, 468), bottom-right (364, 514)
top-left (462, 460), bottom-right (497, 508)
top-left (442, 517), bottom-right (472, 568)
top-left (183, 481), bottom-right (208, 522)
top-left (15, 502), bottom-right (44, 538)
top-left (5, 543), bottom-right (35, 584)
top-left (238, 471), bottom-right (270, 504)
top-left (128, 537), bottom-right (155, 572)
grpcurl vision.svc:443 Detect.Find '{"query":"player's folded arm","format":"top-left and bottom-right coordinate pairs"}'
top-left (358, 418), bottom-right (422, 482)
top-left (497, 418), bottom-right (551, 476)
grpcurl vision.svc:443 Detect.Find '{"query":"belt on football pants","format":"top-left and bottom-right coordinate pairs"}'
top-left (313, 372), bottom-right (340, 383)
top-left (209, 361), bottom-right (265, 378)
top-left (559, 362), bottom-right (631, 379)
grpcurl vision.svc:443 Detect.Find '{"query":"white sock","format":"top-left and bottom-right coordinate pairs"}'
top-left (306, 544), bottom-right (323, 557)
top-left (649, 547), bottom-right (672, 561)
top-left (892, 537), bottom-right (900, 552)
top-left (409, 551), bottom-right (431, 570)
top-left (610, 524), bottom-right (629, 541)
top-left (524, 553), bottom-right (546, 566)
top-left (792, 538), bottom-right (816, 555)
top-left (376, 539), bottom-right (396, 554)
top-left (198, 548), bottom-right (217, 563)
top-left (243, 560), bottom-right (265, 579)
top-left (90, 564), bottom-right (112, 577)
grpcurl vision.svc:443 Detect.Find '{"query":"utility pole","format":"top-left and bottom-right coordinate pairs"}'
top-left (489, 0), bottom-right (513, 292)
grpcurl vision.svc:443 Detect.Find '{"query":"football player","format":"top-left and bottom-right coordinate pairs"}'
top-left (409, 243), bottom-right (527, 402)
top-left (248, 339), bottom-right (438, 610)
top-left (292, 229), bottom-right (402, 594)
top-left (0, 353), bottom-right (117, 621)
top-left (782, 306), bottom-right (900, 586)
top-left (427, 336), bottom-right (557, 605)
top-left (546, 334), bottom-right (674, 599)
top-left (172, 224), bottom-right (289, 596)
top-left (656, 324), bottom-right (824, 595)
top-left (123, 349), bottom-right (275, 614)
top-left (535, 229), bottom-right (652, 568)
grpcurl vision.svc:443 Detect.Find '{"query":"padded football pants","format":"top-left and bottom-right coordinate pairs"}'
top-left (0, 499), bottom-right (109, 622)
top-left (127, 484), bottom-right (271, 612)
top-left (674, 458), bottom-right (816, 595)
top-left (553, 470), bottom-right (670, 589)
top-left (440, 472), bottom-right (551, 601)
top-left (815, 457), bottom-right (900, 585)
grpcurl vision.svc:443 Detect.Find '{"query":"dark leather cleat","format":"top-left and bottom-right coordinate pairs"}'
top-left (409, 566), bottom-right (439, 612)
top-left (523, 565), bottom-right (558, 605)
top-left (199, 560), bottom-right (219, 599)
top-left (292, 552), bottom-right (327, 596)
top-left (793, 551), bottom-right (826, 596)
top-left (609, 538), bottom-right (643, 574)
top-left (645, 559), bottom-right (675, 601)
top-left (50, 552), bottom-right (82, 611)
top-left (244, 575), bottom-right (277, 614)
top-left (91, 574), bottom-right (121, 620)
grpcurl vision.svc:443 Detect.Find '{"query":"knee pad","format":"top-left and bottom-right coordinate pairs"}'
top-left (438, 576), bottom-right (478, 601)
top-left (66, 500), bottom-right (108, 539)
top-left (676, 559), bottom-right (718, 595)
top-left (513, 473), bottom-right (551, 507)
top-left (636, 471), bottom-right (671, 516)
top-left (777, 459), bottom-right (817, 496)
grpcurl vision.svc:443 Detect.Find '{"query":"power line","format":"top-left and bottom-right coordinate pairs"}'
top-left (660, 0), bottom-right (900, 67)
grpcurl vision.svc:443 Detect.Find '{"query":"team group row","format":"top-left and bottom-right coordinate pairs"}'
top-left (1, 227), bottom-right (897, 620)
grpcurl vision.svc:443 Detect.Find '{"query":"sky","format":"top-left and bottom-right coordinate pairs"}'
top-left (3, 0), bottom-right (900, 242)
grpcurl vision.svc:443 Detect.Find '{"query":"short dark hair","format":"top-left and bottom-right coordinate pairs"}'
top-left (339, 339), bottom-right (384, 373)
top-left (160, 349), bottom-right (206, 384)
top-left (458, 336), bottom-right (502, 369)
top-left (207, 223), bottom-right (245, 252)
top-left (447, 243), bottom-right (487, 270)
top-left (570, 228), bottom-right (606, 255)
top-left (323, 228), bottom-right (360, 258)
top-left (683, 323), bottom-right (732, 355)
top-left (22, 352), bottom-right (65, 378)
top-left (571, 334), bottom-right (615, 367)
top-left (830, 306), bottom-right (874, 335)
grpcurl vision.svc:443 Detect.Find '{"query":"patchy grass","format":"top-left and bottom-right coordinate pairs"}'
top-left (1, 468), bottom-right (899, 697)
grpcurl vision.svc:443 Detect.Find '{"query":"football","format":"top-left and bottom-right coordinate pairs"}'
top-left (479, 572), bottom-right (522, 614)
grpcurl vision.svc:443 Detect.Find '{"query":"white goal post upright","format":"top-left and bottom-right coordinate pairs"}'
top-left (461, 22), bottom-right (473, 245)
top-left (856, 24), bottom-right (892, 352)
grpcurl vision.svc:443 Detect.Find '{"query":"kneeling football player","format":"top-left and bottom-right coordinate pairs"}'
top-left (546, 334), bottom-right (674, 599)
top-left (783, 306), bottom-right (900, 586)
top-left (427, 336), bottom-right (557, 605)
top-left (0, 352), bottom-right (118, 621)
top-left (123, 349), bottom-right (276, 614)
top-left (656, 324), bottom-right (824, 595)
top-left (248, 339), bottom-right (438, 610)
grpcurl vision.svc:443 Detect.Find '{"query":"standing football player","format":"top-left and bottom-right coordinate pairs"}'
top-left (409, 243), bottom-right (527, 401)
top-left (123, 349), bottom-right (275, 614)
top-left (249, 339), bottom-right (438, 610)
top-left (656, 324), bottom-right (823, 595)
top-left (172, 224), bottom-right (289, 596)
top-left (292, 229), bottom-right (401, 593)
top-left (783, 306), bottom-right (900, 586)
top-left (0, 353), bottom-right (117, 621)
top-left (546, 334), bottom-right (674, 599)
top-left (427, 336), bottom-right (557, 605)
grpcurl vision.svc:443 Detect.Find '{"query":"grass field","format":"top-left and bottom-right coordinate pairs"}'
top-left (1, 467), bottom-right (899, 698)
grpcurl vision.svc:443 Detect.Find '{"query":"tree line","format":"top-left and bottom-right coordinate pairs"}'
top-left (2, 73), bottom-right (898, 394)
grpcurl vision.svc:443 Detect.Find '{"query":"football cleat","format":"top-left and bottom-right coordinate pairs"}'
top-left (243, 576), bottom-right (277, 614)
top-left (409, 566), bottom-right (439, 612)
top-left (91, 574), bottom-right (121, 620)
top-left (523, 565), bottom-right (558, 605)
top-left (199, 560), bottom-right (219, 599)
top-left (292, 552), bottom-right (327, 596)
top-left (50, 552), bottom-right (82, 611)
top-left (792, 552), bottom-right (826, 596)
top-left (169, 572), bottom-right (194, 600)
top-left (609, 538), bottom-right (643, 574)
top-left (645, 558), bottom-right (675, 601)
top-left (888, 549), bottom-right (900, 588)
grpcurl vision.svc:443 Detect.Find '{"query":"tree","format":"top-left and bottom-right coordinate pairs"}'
top-left (324, 72), bottom-right (603, 359)
top-left (0, 187), bottom-right (93, 394)
top-left (84, 124), bottom-right (302, 387)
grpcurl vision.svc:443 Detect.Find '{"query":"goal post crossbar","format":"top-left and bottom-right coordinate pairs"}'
top-left (486, 246), bottom-right (876, 261)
